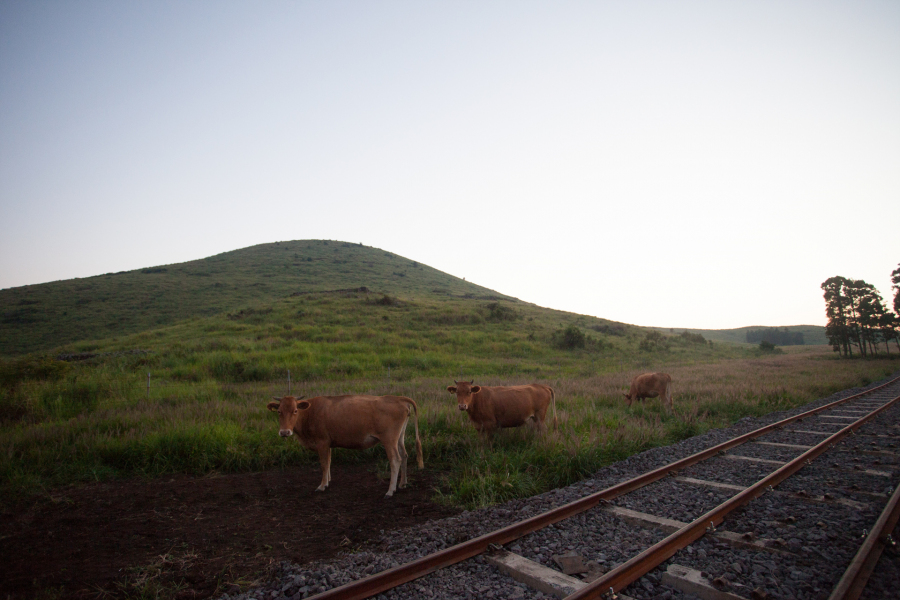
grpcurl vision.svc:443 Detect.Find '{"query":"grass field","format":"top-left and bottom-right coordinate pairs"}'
top-left (2, 240), bottom-right (894, 510)
top-left (3, 340), bottom-right (896, 508)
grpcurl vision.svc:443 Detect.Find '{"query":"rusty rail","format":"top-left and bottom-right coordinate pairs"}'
top-left (828, 473), bottom-right (900, 600)
top-left (565, 391), bottom-right (900, 599)
top-left (307, 376), bottom-right (900, 600)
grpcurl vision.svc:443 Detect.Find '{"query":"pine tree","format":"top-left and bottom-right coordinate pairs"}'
top-left (822, 276), bottom-right (853, 357)
top-left (879, 311), bottom-right (899, 353)
top-left (856, 283), bottom-right (889, 354)
top-left (892, 263), bottom-right (900, 315)
top-left (888, 263), bottom-right (900, 352)
top-left (821, 276), bottom-right (892, 356)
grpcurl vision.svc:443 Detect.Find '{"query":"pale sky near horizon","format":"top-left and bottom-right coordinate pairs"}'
top-left (1, 1), bottom-right (898, 330)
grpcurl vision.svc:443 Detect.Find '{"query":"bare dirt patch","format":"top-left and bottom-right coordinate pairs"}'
top-left (0, 466), bottom-right (459, 599)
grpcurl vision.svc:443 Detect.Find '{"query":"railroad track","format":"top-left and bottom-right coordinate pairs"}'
top-left (231, 375), bottom-right (900, 600)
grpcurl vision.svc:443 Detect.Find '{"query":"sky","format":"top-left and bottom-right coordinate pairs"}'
top-left (1, 1), bottom-right (898, 330)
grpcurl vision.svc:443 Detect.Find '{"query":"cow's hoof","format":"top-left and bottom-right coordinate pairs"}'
top-left (384, 491), bottom-right (394, 498)
top-left (315, 486), bottom-right (327, 492)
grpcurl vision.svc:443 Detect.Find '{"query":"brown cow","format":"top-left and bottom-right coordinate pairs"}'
top-left (267, 394), bottom-right (423, 498)
top-left (446, 381), bottom-right (557, 439)
top-left (623, 372), bottom-right (673, 410)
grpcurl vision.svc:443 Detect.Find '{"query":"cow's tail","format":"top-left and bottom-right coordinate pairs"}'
top-left (407, 398), bottom-right (424, 469)
top-left (550, 387), bottom-right (558, 432)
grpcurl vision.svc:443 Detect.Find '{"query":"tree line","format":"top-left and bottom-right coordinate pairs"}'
top-left (745, 328), bottom-right (804, 346)
top-left (821, 263), bottom-right (900, 357)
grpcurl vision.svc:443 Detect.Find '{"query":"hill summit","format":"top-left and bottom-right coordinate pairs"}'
top-left (0, 240), bottom-right (513, 355)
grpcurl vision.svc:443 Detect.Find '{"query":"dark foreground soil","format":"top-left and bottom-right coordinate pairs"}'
top-left (0, 466), bottom-right (460, 599)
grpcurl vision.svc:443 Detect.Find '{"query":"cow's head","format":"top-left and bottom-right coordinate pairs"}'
top-left (446, 380), bottom-right (481, 411)
top-left (267, 396), bottom-right (308, 437)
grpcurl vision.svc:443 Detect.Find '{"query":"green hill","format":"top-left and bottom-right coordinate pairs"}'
top-left (0, 240), bottom-right (513, 356)
top-left (1, 239), bottom-right (829, 358)
top-left (653, 325), bottom-right (828, 346)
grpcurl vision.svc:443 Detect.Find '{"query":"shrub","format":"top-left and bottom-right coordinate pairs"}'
top-left (639, 331), bottom-right (670, 352)
top-left (758, 340), bottom-right (782, 353)
top-left (591, 323), bottom-right (626, 336)
top-left (553, 325), bottom-right (586, 349)
top-left (484, 302), bottom-right (519, 322)
top-left (679, 331), bottom-right (706, 344)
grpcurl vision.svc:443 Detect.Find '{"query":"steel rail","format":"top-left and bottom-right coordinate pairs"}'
top-left (564, 391), bottom-right (900, 600)
top-left (306, 376), bottom-right (900, 600)
top-left (828, 466), bottom-right (900, 600)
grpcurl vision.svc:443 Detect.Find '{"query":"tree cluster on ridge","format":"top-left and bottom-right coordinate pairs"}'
top-left (821, 264), bottom-right (900, 357)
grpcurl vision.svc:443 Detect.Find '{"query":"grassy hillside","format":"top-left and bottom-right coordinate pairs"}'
top-left (1, 239), bottom-right (829, 356)
top-left (3, 315), bottom-right (896, 507)
top-left (2, 239), bottom-right (897, 516)
top-left (0, 240), bottom-right (512, 356)
top-left (17, 289), bottom-right (739, 386)
top-left (655, 325), bottom-right (828, 346)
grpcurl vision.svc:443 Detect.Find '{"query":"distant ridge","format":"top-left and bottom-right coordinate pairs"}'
top-left (0, 240), bottom-right (515, 355)
top-left (653, 325), bottom-right (828, 346)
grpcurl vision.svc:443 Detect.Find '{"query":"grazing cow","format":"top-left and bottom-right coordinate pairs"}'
top-left (446, 381), bottom-right (557, 439)
top-left (267, 394), bottom-right (423, 498)
top-left (624, 372), bottom-right (673, 410)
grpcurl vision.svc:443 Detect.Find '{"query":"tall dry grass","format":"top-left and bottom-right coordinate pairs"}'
top-left (2, 346), bottom-right (897, 508)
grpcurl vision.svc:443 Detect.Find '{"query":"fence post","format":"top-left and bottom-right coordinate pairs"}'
top-left (288, 369), bottom-right (292, 395)
top-left (147, 372), bottom-right (151, 399)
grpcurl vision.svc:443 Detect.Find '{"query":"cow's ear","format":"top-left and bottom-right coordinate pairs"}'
top-left (297, 400), bottom-right (311, 411)
top-left (447, 386), bottom-right (457, 393)
top-left (471, 385), bottom-right (481, 393)
top-left (267, 401), bottom-right (280, 412)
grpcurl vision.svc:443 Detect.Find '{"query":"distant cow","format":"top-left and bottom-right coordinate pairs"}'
top-left (446, 381), bottom-right (557, 439)
top-left (624, 373), bottom-right (673, 410)
top-left (267, 395), bottom-right (423, 498)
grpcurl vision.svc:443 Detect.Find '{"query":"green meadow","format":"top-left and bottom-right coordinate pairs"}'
top-left (1, 242), bottom-right (896, 508)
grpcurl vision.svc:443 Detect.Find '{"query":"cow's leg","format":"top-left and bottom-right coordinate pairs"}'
top-left (327, 447), bottom-right (334, 486)
top-left (534, 405), bottom-right (549, 435)
top-left (396, 417), bottom-right (410, 488)
top-left (316, 447), bottom-right (331, 492)
top-left (383, 442), bottom-right (402, 498)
